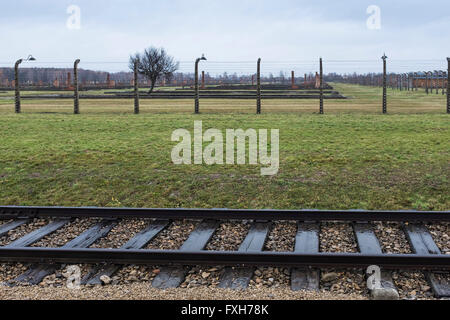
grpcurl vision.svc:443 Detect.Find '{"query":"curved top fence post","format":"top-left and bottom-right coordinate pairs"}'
top-left (74, 59), bottom-right (81, 114)
top-left (14, 59), bottom-right (23, 114)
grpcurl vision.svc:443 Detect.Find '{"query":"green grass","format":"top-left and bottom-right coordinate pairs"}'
top-left (0, 83), bottom-right (447, 114)
top-left (0, 84), bottom-right (448, 210)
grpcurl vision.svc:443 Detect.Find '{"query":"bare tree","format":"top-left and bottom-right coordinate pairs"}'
top-left (129, 47), bottom-right (179, 94)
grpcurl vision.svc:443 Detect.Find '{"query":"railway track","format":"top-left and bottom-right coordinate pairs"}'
top-left (0, 206), bottom-right (449, 298)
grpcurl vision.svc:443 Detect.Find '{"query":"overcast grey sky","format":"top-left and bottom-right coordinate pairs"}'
top-left (0, 0), bottom-right (449, 74)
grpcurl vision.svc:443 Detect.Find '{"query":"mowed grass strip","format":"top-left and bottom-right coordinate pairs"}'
top-left (0, 84), bottom-right (448, 210)
top-left (0, 83), bottom-right (447, 114)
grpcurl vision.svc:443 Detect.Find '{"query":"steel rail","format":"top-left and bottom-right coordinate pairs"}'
top-left (0, 247), bottom-right (448, 270)
top-left (1, 206), bottom-right (449, 222)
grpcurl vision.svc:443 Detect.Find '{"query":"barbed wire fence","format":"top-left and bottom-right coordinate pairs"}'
top-left (0, 58), bottom-right (448, 114)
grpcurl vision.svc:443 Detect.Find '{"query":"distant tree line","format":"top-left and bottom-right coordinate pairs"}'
top-left (0, 67), bottom-right (135, 84)
top-left (0, 68), bottom-right (327, 87)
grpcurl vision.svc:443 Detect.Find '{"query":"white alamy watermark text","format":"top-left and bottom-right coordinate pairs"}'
top-left (171, 121), bottom-right (279, 176)
top-left (66, 5), bottom-right (81, 30)
top-left (366, 5), bottom-right (381, 30)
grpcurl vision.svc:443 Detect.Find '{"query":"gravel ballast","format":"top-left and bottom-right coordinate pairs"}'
top-left (31, 218), bottom-right (98, 248)
top-left (91, 219), bottom-right (150, 249)
top-left (182, 222), bottom-right (251, 288)
top-left (428, 223), bottom-right (450, 254)
top-left (0, 283), bottom-right (367, 300)
top-left (0, 219), bottom-right (448, 300)
top-left (373, 222), bottom-right (412, 254)
top-left (320, 223), bottom-right (358, 253)
top-left (0, 218), bottom-right (49, 246)
top-left (393, 271), bottom-right (434, 300)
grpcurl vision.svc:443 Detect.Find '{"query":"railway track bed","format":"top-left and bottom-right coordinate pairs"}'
top-left (0, 206), bottom-right (448, 300)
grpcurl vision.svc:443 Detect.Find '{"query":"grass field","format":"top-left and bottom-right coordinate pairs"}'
top-left (0, 83), bottom-right (447, 114)
top-left (0, 84), bottom-right (448, 210)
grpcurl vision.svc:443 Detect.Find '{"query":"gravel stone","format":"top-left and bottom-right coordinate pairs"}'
top-left (392, 271), bottom-right (434, 300)
top-left (181, 266), bottom-right (224, 288)
top-left (100, 275), bottom-right (112, 285)
top-left (249, 267), bottom-right (291, 289)
top-left (91, 219), bottom-right (150, 249)
top-left (107, 220), bottom-right (199, 286)
top-left (247, 222), bottom-right (296, 290)
top-left (371, 287), bottom-right (400, 300)
top-left (181, 223), bottom-right (250, 289)
top-left (0, 218), bottom-right (447, 300)
top-left (0, 218), bottom-right (50, 246)
top-left (322, 272), bottom-right (339, 283)
top-left (32, 218), bottom-right (98, 248)
top-left (320, 223), bottom-right (357, 253)
top-left (0, 284), bottom-right (367, 300)
top-left (264, 222), bottom-right (296, 252)
top-left (373, 222), bottom-right (412, 254)
top-left (320, 269), bottom-right (366, 296)
top-left (205, 222), bottom-right (249, 251)
top-left (0, 263), bottom-right (29, 283)
top-left (427, 223), bottom-right (450, 254)
top-left (146, 220), bottom-right (197, 250)
top-left (115, 265), bottom-right (155, 285)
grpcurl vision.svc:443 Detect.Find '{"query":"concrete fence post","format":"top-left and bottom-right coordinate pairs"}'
top-left (195, 60), bottom-right (200, 114)
top-left (134, 62), bottom-right (140, 114)
top-left (74, 59), bottom-right (80, 114)
top-left (319, 58), bottom-right (324, 114)
top-left (194, 55), bottom-right (206, 114)
top-left (447, 58), bottom-right (450, 114)
top-left (382, 54), bottom-right (387, 114)
top-left (257, 58), bottom-right (261, 114)
top-left (291, 71), bottom-right (295, 89)
top-left (14, 59), bottom-right (23, 113)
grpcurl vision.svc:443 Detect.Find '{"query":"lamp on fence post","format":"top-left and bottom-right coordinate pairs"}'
top-left (257, 58), bottom-right (261, 114)
top-left (382, 54), bottom-right (387, 114)
top-left (319, 57), bottom-right (324, 114)
top-left (14, 55), bottom-right (36, 113)
top-left (134, 62), bottom-right (139, 114)
top-left (447, 58), bottom-right (450, 114)
top-left (195, 54), bottom-right (207, 114)
top-left (73, 59), bottom-right (80, 114)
